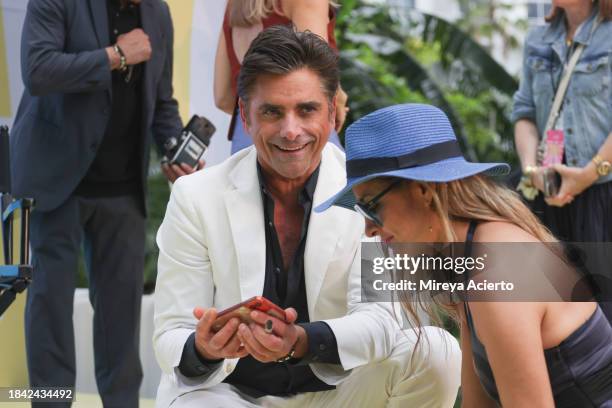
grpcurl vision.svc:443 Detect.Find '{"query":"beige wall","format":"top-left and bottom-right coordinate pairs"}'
top-left (0, 291), bottom-right (28, 386)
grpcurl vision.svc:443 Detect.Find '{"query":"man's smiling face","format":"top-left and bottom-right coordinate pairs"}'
top-left (239, 68), bottom-right (335, 182)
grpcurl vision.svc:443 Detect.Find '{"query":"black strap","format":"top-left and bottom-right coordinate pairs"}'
top-left (462, 220), bottom-right (479, 313)
top-left (464, 220), bottom-right (478, 258)
top-left (346, 140), bottom-right (462, 178)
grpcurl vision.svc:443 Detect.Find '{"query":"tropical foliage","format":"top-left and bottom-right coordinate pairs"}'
top-left (336, 0), bottom-right (521, 166)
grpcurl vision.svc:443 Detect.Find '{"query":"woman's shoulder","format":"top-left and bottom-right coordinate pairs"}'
top-left (473, 221), bottom-right (540, 243)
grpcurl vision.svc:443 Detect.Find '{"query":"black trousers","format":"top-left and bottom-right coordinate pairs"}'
top-left (26, 194), bottom-right (145, 408)
top-left (531, 180), bottom-right (612, 323)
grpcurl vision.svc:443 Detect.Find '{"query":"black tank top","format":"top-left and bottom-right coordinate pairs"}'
top-left (463, 221), bottom-right (612, 407)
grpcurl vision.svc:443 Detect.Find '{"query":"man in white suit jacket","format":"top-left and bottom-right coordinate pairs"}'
top-left (153, 25), bottom-right (460, 407)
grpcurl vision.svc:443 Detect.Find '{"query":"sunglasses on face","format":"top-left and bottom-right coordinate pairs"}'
top-left (354, 180), bottom-right (402, 226)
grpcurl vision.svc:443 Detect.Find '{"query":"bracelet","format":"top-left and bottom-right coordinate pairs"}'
top-left (517, 167), bottom-right (539, 200)
top-left (523, 165), bottom-right (538, 178)
top-left (113, 44), bottom-right (127, 71)
top-left (276, 345), bottom-right (296, 363)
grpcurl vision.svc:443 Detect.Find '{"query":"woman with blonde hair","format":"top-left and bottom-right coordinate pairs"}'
top-left (317, 104), bottom-right (612, 407)
top-left (214, 0), bottom-right (348, 154)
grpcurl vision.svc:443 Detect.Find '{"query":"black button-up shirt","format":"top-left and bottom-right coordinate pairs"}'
top-left (75, 0), bottom-right (143, 197)
top-left (178, 163), bottom-right (341, 397)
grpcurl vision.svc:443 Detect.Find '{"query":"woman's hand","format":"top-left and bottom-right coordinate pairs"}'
top-left (529, 166), bottom-right (546, 193)
top-left (544, 163), bottom-right (598, 207)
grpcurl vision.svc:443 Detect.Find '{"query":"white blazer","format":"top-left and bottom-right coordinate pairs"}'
top-left (153, 144), bottom-right (401, 407)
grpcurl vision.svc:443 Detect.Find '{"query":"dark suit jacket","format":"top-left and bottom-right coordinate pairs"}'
top-left (10, 0), bottom-right (182, 213)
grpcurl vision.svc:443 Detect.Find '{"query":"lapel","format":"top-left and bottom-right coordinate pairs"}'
top-left (224, 148), bottom-right (267, 301)
top-left (304, 146), bottom-right (346, 318)
top-left (88, 0), bottom-right (110, 102)
top-left (543, 15), bottom-right (568, 65)
top-left (140, 0), bottom-right (161, 109)
top-left (88, 0), bottom-right (109, 48)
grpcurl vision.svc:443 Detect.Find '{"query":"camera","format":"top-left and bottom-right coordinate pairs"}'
top-left (542, 167), bottom-right (562, 198)
top-left (163, 115), bottom-right (215, 167)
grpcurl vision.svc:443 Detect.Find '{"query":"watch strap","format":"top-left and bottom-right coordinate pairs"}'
top-left (592, 155), bottom-right (611, 176)
top-left (276, 345), bottom-right (296, 363)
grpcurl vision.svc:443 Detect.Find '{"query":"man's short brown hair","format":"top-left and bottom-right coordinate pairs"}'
top-left (237, 24), bottom-right (340, 106)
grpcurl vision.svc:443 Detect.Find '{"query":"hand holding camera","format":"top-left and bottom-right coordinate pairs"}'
top-left (192, 297), bottom-right (292, 362)
top-left (236, 306), bottom-right (306, 363)
top-left (192, 307), bottom-right (248, 361)
top-left (192, 297), bottom-right (306, 363)
top-left (161, 115), bottom-right (215, 182)
top-left (544, 164), bottom-right (598, 207)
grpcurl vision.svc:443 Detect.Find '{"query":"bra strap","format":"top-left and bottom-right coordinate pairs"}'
top-left (464, 220), bottom-right (478, 258)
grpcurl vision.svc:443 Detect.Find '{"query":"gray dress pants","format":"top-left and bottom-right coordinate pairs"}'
top-left (26, 194), bottom-right (145, 408)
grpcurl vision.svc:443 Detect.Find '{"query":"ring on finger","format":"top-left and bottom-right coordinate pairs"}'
top-left (264, 320), bottom-right (274, 334)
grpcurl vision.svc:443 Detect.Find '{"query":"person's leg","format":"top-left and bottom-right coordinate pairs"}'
top-left (264, 326), bottom-right (461, 408)
top-left (26, 197), bottom-right (83, 408)
top-left (83, 195), bottom-right (145, 407)
top-left (170, 384), bottom-right (262, 408)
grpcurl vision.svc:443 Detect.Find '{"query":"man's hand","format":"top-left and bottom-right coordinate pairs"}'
top-left (545, 163), bottom-right (597, 207)
top-left (161, 160), bottom-right (205, 183)
top-left (192, 307), bottom-right (248, 361)
top-left (237, 308), bottom-right (308, 363)
top-left (116, 28), bottom-right (152, 65)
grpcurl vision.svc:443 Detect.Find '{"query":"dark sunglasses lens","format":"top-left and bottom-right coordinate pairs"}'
top-left (354, 204), bottom-right (382, 226)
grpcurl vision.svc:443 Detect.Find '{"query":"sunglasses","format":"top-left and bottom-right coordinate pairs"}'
top-left (354, 180), bottom-right (402, 226)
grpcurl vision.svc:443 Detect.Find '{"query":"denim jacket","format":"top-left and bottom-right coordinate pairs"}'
top-left (512, 11), bottom-right (612, 184)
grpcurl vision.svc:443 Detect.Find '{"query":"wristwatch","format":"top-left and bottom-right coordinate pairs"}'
top-left (592, 155), bottom-right (611, 177)
top-left (276, 345), bottom-right (297, 363)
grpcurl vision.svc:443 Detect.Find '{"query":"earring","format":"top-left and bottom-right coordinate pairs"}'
top-left (428, 226), bottom-right (433, 233)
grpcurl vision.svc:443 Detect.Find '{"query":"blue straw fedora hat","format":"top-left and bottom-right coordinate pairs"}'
top-left (315, 103), bottom-right (510, 212)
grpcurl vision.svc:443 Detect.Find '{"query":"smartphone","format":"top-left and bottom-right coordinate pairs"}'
top-left (211, 296), bottom-right (286, 332)
top-left (543, 167), bottom-right (562, 198)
